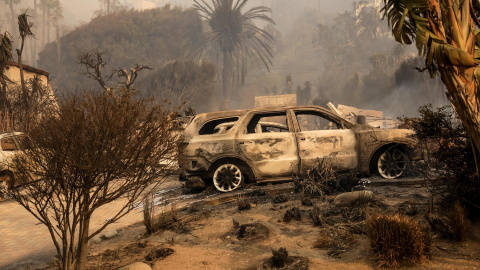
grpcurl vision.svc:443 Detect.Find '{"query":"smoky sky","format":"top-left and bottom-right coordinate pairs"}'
top-left (1, 0), bottom-right (357, 27)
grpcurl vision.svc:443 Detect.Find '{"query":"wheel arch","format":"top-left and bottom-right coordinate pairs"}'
top-left (367, 142), bottom-right (413, 174)
top-left (207, 156), bottom-right (256, 182)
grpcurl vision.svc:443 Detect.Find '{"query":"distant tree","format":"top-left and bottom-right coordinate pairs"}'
top-left (193, 0), bottom-right (275, 108)
top-left (95, 0), bottom-right (126, 16)
top-left (136, 59), bottom-right (216, 110)
top-left (2, 0), bottom-right (20, 37)
top-left (37, 6), bottom-right (203, 91)
top-left (382, 0), bottom-right (480, 153)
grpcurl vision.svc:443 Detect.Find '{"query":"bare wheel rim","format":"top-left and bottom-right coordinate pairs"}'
top-left (377, 148), bottom-right (409, 179)
top-left (213, 164), bottom-right (243, 192)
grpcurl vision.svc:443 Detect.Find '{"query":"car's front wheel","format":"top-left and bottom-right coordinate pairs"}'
top-left (376, 147), bottom-right (410, 179)
top-left (0, 171), bottom-right (14, 200)
top-left (212, 163), bottom-right (244, 192)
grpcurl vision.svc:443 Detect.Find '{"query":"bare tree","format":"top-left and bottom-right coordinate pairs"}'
top-left (112, 63), bottom-right (153, 90)
top-left (6, 89), bottom-right (179, 269)
top-left (78, 49), bottom-right (152, 95)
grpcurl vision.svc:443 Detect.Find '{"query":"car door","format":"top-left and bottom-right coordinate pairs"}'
top-left (236, 111), bottom-right (299, 179)
top-left (293, 109), bottom-right (357, 172)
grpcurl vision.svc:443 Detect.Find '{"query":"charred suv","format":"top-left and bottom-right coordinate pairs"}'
top-left (178, 106), bottom-right (423, 192)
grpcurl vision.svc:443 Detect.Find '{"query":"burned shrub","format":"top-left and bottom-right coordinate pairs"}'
top-left (283, 207), bottom-right (301, 222)
top-left (402, 105), bottom-right (480, 216)
top-left (270, 247), bottom-right (289, 268)
top-left (313, 226), bottom-right (355, 258)
top-left (309, 206), bottom-right (323, 226)
top-left (254, 247), bottom-right (309, 270)
top-left (450, 201), bottom-right (467, 241)
top-left (232, 219), bottom-right (240, 229)
top-left (250, 189), bottom-right (267, 197)
top-left (145, 247), bottom-right (174, 261)
top-left (143, 195), bottom-right (156, 235)
top-left (366, 213), bottom-right (431, 268)
top-left (237, 197), bottom-right (251, 211)
top-left (143, 201), bottom-right (190, 235)
top-left (294, 158), bottom-right (358, 197)
top-left (271, 194), bottom-right (288, 204)
top-left (301, 196), bottom-right (314, 206)
top-left (313, 227), bottom-right (354, 249)
top-left (233, 223), bottom-right (270, 242)
top-left (398, 201), bottom-right (419, 216)
top-left (425, 201), bottom-right (467, 241)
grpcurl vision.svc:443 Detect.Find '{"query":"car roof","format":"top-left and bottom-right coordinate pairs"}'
top-left (194, 105), bottom-right (353, 124)
top-left (0, 131), bottom-right (24, 139)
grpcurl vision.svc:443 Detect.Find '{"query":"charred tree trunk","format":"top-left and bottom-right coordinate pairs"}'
top-left (430, 0), bottom-right (480, 154)
top-left (9, 0), bottom-right (15, 37)
top-left (56, 25), bottom-right (60, 68)
top-left (33, 0), bottom-right (38, 66)
top-left (222, 52), bottom-right (232, 109)
top-left (17, 34), bottom-right (29, 131)
top-left (42, 8), bottom-right (46, 48)
top-left (46, 19), bottom-right (50, 44)
top-left (440, 67), bottom-right (480, 155)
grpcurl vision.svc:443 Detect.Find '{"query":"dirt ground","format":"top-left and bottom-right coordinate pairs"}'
top-left (77, 184), bottom-right (480, 270)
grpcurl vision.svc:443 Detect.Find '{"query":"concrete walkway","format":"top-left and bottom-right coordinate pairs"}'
top-left (0, 176), bottom-right (181, 268)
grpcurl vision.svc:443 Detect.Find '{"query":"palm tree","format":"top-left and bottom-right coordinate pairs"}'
top-left (194, 0), bottom-right (275, 108)
top-left (3, 0), bottom-right (21, 37)
top-left (382, 0), bottom-right (480, 154)
top-left (48, 0), bottom-right (63, 68)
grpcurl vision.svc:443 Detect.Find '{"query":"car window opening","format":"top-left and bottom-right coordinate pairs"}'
top-left (247, 112), bottom-right (289, 134)
top-left (295, 111), bottom-right (342, 131)
top-left (199, 117), bottom-right (239, 135)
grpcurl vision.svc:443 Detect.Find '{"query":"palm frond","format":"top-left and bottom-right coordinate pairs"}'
top-left (194, 0), bottom-right (275, 71)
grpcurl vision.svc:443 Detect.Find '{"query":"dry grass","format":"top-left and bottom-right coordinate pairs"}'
top-left (366, 213), bottom-right (431, 268)
top-left (313, 226), bottom-right (355, 250)
top-left (425, 201), bottom-right (467, 241)
top-left (143, 195), bottom-right (156, 235)
top-left (142, 197), bottom-right (190, 235)
top-left (294, 158), bottom-right (358, 198)
top-left (449, 201), bottom-right (467, 241)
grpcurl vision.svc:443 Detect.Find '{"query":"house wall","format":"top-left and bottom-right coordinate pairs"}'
top-left (4, 66), bottom-right (49, 87)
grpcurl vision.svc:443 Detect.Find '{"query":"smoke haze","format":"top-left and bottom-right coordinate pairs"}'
top-left (0, 0), bottom-right (450, 117)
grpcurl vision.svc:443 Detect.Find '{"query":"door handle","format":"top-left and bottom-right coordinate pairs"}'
top-left (300, 138), bottom-right (306, 141)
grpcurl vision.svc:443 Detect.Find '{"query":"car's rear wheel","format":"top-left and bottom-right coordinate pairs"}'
top-left (213, 163), bottom-right (243, 192)
top-left (376, 147), bottom-right (409, 179)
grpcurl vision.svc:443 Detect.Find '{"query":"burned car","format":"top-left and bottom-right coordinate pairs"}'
top-left (0, 132), bottom-right (26, 198)
top-left (178, 106), bottom-right (422, 192)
